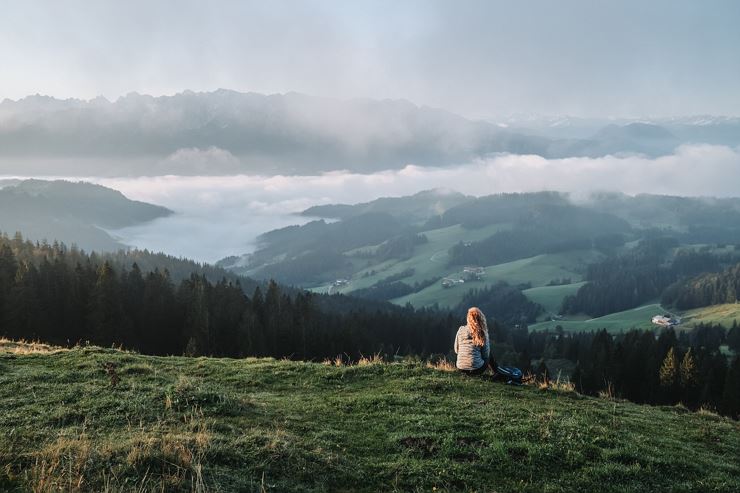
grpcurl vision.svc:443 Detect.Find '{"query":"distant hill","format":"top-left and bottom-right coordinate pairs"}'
top-left (583, 122), bottom-right (679, 156)
top-left (500, 114), bottom-right (740, 146)
top-left (0, 179), bottom-right (172, 251)
top-left (221, 190), bottom-right (740, 329)
top-left (1, 342), bottom-right (738, 492)
top-left (301, 188), bottom-right (471, 220)
top-left (2, 91), bottom-right (735, 176)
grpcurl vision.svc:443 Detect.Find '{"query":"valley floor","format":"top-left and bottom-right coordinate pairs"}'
top-left (1, 341), bottom-right (739, 492)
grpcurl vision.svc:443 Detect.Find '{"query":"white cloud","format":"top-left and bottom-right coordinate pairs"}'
top-left (7, 144), bottom-right (737, 262)
top-left (158, 147), bottom-right (242, 174)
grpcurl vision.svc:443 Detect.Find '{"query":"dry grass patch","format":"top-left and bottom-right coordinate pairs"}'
top-left (425, 357), bottom-right (457, 372)
top-left (26, 435), bottom-right (94, 492)
top-left (0, 338), bottom-right (67, 355)
top-left (357, 352), bottom-right (384, 366)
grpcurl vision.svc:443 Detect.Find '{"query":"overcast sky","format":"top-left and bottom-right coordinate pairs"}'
top-left (1, 0), bottom-right (739, 118)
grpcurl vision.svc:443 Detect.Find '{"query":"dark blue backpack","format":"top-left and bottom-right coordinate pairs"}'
top-left (495, 365), bottom-right (523, 385)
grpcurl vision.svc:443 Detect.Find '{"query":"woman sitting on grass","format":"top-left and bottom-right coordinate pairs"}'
top-left (454, 307), bottom-right (493, 375)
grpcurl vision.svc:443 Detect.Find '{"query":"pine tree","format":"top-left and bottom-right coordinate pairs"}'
top-left (88, 261), bottom-right (125, 346)
top-left (727, 321), bottom-right (740, 352)
top-left (0, 244), bottom-right (18, 332)
top-left (265, 280), bottom-right (282, 355)
top-left (180, 275), bottom-right (211, 356)
top-left (680, 348), bottom-right (699, 407)
top-left (720, 356), bottom-right (740, 418)
top-left (680, 348), bottom-right (697, 385)
top-left (659, 347), bottom-right (680, 403)
top-left (8, 262), bottom-right (43, 339)
top-left (699, 354), bottom-right (727, 410)
top-left (141, 269), bottom-right (180, 355)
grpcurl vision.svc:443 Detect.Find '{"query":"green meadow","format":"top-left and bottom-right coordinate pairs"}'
top-left (1, 341), bottom-right (739, 492)
top-left (310, 224), bottom-right (508, 295)
top-left (523, 282), bottom-right (587, 318)
top-left (392, 250), bottom-right (601, 309)
top-left (530, 304), bottom-right (666, 333)
top-left (682, 304), bottom-right (740, 328)
top-left (530, 303), bottom-right (740, 334)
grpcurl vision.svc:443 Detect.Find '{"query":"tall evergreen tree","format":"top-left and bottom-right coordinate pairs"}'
top-left (87, 261), bottom-right (126, 346)
top-left (727, 321), bottom-right (740, 352)
top-left (698, 353), bottom-right (727, 410)
top-left (0, 244), bottom-right (17, 329)
top-left (180, 275), bottom-right (212, 356)
top-left (8, 262), bottom-right (44, 340)
top-left (680, 348), bottom-right (699, 406)
top-left (721, 357), bottom-right (740, 418)
top-left (659, 347), bottom-right (680, 403)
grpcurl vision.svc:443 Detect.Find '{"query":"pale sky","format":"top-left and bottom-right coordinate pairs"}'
top-left (1, 0), bottom-right (739, 118)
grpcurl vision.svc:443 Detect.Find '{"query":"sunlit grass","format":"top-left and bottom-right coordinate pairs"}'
top-left (1, 341), bottom-right (738, 492)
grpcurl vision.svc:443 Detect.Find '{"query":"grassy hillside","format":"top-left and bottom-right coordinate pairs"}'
top-left (391, 250), bottom-right (600, 309)
top-left (1, 341), bottom-right (739, 492)
top-left (530, 303), bottom-right (740, 334)
top-left (310, 224), bottom-right (507, 295)
top-left (531, 303), bottom-right (666, 333)
top-left (523, 282), bottom-right (587, 318)
top-left (682, 303), bottom-right (740, 328)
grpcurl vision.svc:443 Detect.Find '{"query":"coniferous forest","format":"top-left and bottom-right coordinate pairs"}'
top-left (561, 237), bottom-right (740, 317)
top-left (0, 233), bottom-right (454, 360)
top-left (662, 263), bottom-right (740, 309)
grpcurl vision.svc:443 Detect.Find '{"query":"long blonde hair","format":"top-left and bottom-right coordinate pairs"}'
top-left (467, 307), bottom-right (488, 347)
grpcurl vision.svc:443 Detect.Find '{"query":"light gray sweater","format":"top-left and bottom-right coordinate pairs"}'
top-left (454, 325), bottom-right (490, 370)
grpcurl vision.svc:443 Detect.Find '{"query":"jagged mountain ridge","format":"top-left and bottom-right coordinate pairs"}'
top-left (2, 90), bottom-right (737, 176)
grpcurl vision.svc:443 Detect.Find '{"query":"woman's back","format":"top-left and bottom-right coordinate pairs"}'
top-left (454, 324), bottom-right (490, 370)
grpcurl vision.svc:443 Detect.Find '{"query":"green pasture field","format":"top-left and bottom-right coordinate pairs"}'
top-left (393, 250), bottom-right (602, 309)
top-left (1, 341), bottom-right (738, 492)
top-left (530, 303), bottom-right (667, 333)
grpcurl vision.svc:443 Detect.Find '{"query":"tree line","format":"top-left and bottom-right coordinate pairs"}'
top-left (455, 282), bottom-right (542, 326)
top-left (490, 322), bottom-right (740, 419)
top-left (561, 238), bottom-right (740, 317)
top-left (662, 262), bottom-right (740, 309)
top-left (0, 233), bottom-right (455, 360)
top-left (1, 232), bottom-right (738, 418)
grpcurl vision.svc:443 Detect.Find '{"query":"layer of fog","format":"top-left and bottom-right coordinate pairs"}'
top-left (70, 143), bottom-right (738, 263)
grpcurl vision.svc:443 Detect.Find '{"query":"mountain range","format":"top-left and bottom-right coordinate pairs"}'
top-left (1, 90), bottom-right (738, 176)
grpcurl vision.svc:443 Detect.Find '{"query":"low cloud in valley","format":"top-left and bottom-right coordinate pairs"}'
top-left (74, 144), bottom-right (740, 262)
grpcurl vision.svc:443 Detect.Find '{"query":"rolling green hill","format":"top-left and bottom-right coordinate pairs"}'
top-left (225, 190), bottom-right (740, 333)
top-left (523, 282), bottom-right (588, 317)
top-left (530, 303), bottom-right (740, 334)
top-left (531, 303), bottom-right (666, 333)
top-left (681, 304), bottom-right (740, 328)
top-left (0, 179), bottom-right (172, 252)
top-left (309, 223), bottom-right (507, 294)
top-left (392, 251), bottom-right (601, 309)
top-left (1, 341), bottom-right (739, 492)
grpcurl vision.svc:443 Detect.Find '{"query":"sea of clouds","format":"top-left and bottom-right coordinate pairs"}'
top-left (6, 144), bottom-right (738, 263)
